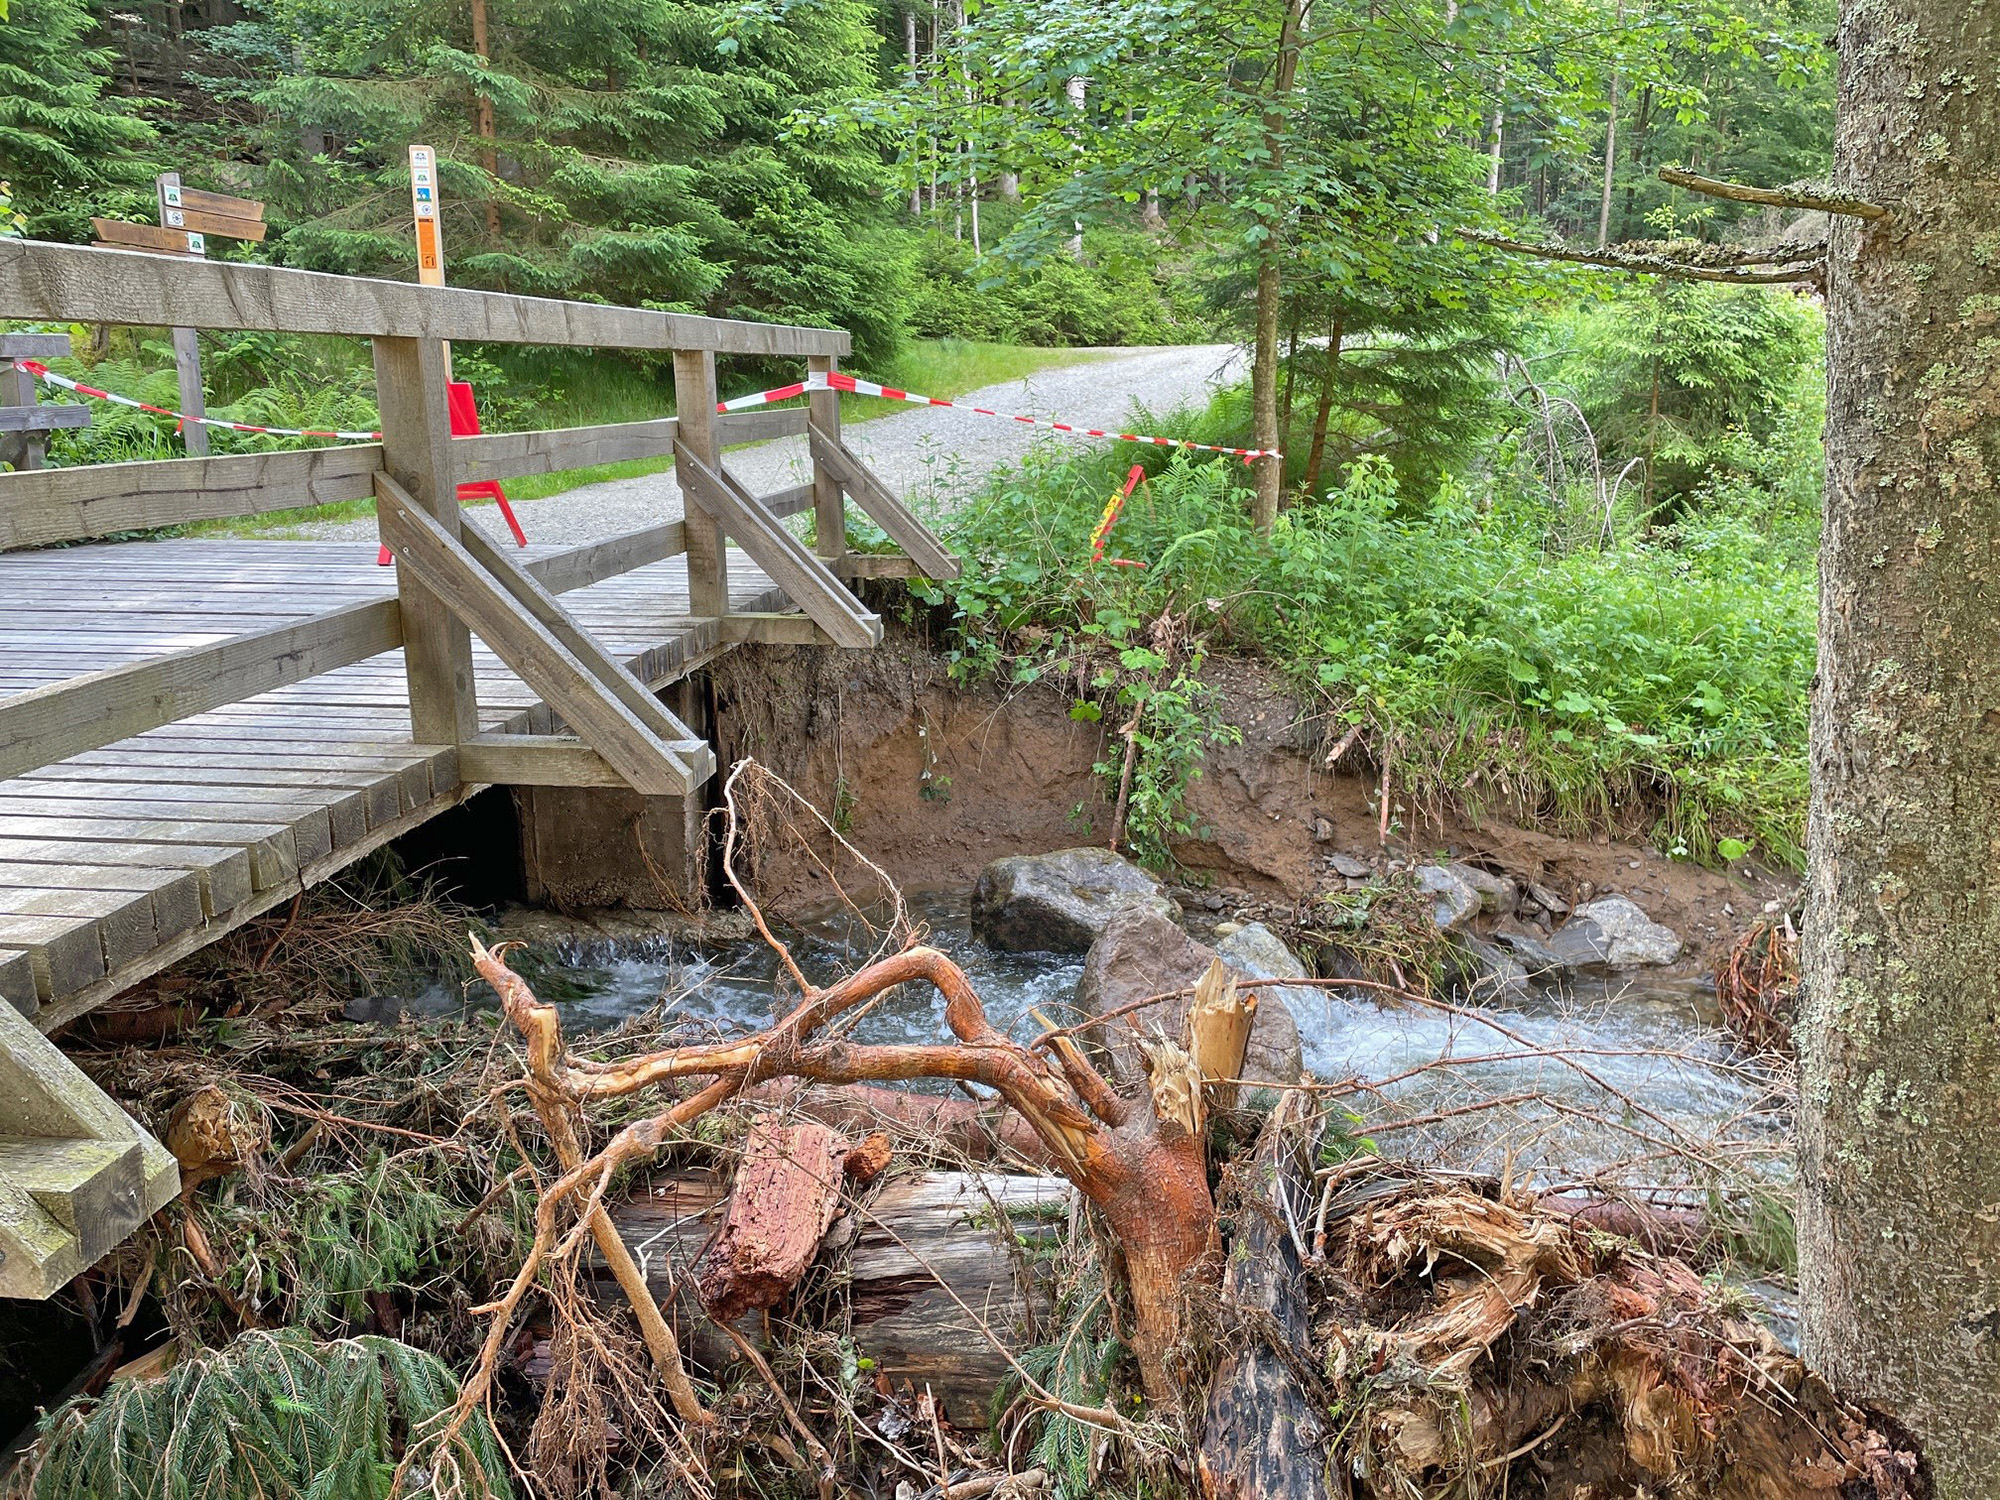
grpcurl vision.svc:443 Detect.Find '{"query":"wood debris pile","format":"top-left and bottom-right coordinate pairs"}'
top-left (1296, 1172), bottom-right (1921, 1499)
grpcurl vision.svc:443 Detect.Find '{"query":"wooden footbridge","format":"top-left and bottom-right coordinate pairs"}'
top-left (0, 239), bottom-right (957, 1296)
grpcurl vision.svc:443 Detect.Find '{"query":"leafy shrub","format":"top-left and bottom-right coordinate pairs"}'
top-left (923, 408), bottom-right (1815, 867)
top-left (1539, 280), bottom-right (1824, 518)
top-left (906, 233), bottom-right (1208, 347)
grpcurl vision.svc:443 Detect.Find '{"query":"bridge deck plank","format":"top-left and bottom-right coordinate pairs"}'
top-left (0, 538), bottom-right (785, 1027)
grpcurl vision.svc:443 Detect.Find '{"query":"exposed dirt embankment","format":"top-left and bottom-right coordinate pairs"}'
top-left (710, 636), bottom-right (1789, 975)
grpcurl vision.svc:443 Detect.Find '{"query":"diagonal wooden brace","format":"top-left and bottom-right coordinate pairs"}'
top-left (376, 474), bottom-right (708, 796)
top-left (672, 440), bottom-right (884, 648)
top-left (806, 424), bottom-right (960, 581)
top-left (458, 523), bottom-right (715, 780)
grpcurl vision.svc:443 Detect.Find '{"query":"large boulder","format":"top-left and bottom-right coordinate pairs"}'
top-left (972, 848), bottom-right (1179, 954)
top-left (1215, 923), bottom-right (1325, 1037)
top-left (1545, 896), bottom-right (1684, 971)
top-left (1074, 908), bottom-right (1304, 1090)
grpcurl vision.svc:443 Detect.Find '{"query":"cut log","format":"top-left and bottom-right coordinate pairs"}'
top-left (1197, 1091), bottom-right (1330, 1500)
top-left (609, 1168), bottom-right (1071, 1425)
top-left (695, 1115), bottom-right (848, 1323)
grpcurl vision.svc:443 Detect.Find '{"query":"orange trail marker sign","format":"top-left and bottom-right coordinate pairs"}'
top-left (409, 145), bottom-right (445, 287)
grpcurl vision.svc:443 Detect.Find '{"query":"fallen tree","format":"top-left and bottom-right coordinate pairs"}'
top-left (399, 762), bottom-right (1927, 1500)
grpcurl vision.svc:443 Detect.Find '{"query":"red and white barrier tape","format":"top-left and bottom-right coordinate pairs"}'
top-left (16, 360), bottom-right (381, 442)
top-left (721, 370), bottom-right (1282, 462)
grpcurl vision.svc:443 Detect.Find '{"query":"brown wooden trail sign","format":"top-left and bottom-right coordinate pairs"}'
top-left (155, 173), bottom-right (267, 456)
top-left (160, 206), bottom-right (266, 244)
top-left (89, 219), bottom-right (204, 258)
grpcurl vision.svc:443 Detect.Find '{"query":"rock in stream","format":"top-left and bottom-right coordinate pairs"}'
top-left (971, 847), bottom-right (1180, 953)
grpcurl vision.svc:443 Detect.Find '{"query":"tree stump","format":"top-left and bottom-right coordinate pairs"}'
top-left (1198, 1092), bottom-right (1329, 1500)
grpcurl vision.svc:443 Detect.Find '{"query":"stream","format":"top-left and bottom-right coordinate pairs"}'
top-left (396, 888), bottom-right (1783, 1188)
top-left (376, 885), bottom-right (1794, 1336)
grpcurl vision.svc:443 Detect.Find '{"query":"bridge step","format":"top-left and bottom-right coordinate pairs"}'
top-left (0, 998), bottom-right (178, 1298)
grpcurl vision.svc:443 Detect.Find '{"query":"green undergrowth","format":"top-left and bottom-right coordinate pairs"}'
top-left (18, 1330), bottom-right (510, 1500)
top-left (917, 396), bottom-right (1816, 869)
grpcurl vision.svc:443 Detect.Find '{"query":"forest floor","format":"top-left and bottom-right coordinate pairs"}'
top-left (296, 342), bottom-right (1243, 545)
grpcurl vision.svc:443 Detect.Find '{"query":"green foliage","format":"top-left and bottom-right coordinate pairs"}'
top-left (0, 0), bottom-right (155, 238)
top-left (907, 234), bottom-right (1207, 347)
top-left (22, 1331), bottom-right (512, 1500)
top-left (925, 398), bottom-right (1815, 867)
top-left (181, 0), bottom-right (910, 363)
top-left (1552, 0), bottom-right (1837, 243)
top-left (998, 1246), bottom-right (1125, 1499)
top-left (196, 1147), bottom-right (527, 1335)
top-left (1542, 279), bottom-right (1825, 515)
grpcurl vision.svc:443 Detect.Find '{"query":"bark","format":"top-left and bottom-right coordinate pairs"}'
top-left (1066, 76), bottom-right (1087, 259)
top-left (1249, 0), bottom-right (1306, 530)
top-left (906, 12), bottom-right (922, 217)
top-left (694, 1116), bottom-right (849, 1323)
top-left (1802, 3), bottom-right (2000, 1492)
top-left (1597, 0), bottom-right (1624, 245)
top-left (1485, 89), bottom-right (1504, 196)
top-left (1251, 257), bottom-right (1284, 530)
top-left (1278, 311), bottom-right (1300, 436)
top-left (1196, 1093), bottom-right (1328, 1500)
top-left (1302, 313), bottom-right (1342, 494)
top-left (469, 0), bottom-right (500, 237)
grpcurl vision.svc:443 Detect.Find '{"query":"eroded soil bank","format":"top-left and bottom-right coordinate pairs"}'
top-left (708, 635), bottom-right (1791, 977)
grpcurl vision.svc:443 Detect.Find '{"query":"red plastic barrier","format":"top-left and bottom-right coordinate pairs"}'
top-left (377, 382), bottom-right (527, 565)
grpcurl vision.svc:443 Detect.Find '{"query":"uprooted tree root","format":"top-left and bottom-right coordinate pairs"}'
top-left (1716, 911), bottom-right (1800, 1056)
top-left (391, 761), bottom-right (1921, 1500)
top-left (1293, 1167), bottom-right (1920, 1497)
top-left (28, 763), bottom-right (1918, 1500)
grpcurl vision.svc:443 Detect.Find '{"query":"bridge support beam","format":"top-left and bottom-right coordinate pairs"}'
top-left (515, 678), bottom-right (713, 909)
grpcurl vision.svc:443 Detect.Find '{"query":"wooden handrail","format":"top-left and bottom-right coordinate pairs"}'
top-left (0, 241), bottom-right (956, 801)
top-left (0, 484), bottom-right (815, 781)
top-left (0, 409), bottom-right (805, 550)
top-left (0, 240), bottom-right (849, 356)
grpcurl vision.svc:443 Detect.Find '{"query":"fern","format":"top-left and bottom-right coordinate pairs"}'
top-left (995, 1252), bottom-right (1124, 1500)
top-left (20, 1331), bottom-right (512, 1500)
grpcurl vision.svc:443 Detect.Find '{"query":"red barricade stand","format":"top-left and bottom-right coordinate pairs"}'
top-left (377, 382), bottom-right (527, 564)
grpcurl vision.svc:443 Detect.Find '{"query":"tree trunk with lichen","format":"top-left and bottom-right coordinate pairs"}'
top-left (1801, 3), bottom-right (2000, 1492)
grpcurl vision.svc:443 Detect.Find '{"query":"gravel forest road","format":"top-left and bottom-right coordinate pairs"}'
top-left (305, 342), bottom-right (1244, 546)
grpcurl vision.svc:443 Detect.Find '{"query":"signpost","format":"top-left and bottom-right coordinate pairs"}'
top-left (91, 175), bottom-right (266, 457)
top-left (409, 145), bottom-right (445, 289)
top-left (376, 146), bottom-right (527, 563)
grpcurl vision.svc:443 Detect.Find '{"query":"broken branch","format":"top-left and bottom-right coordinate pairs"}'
top-left (1659, 165), bottom-right (1888, 220)
top-left (1460, 229), bottom-right (1823, 284)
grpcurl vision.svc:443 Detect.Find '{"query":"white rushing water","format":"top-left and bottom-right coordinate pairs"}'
top-left (395, 887), bottom-right (1783, 1191)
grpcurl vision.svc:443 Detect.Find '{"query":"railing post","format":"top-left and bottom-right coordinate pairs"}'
top-left (672, 349), bottom-right (729, 619)
top-left (808, 353), bottom-right (846, 563)
top-left (373, 334), bottom-right (479, 744)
